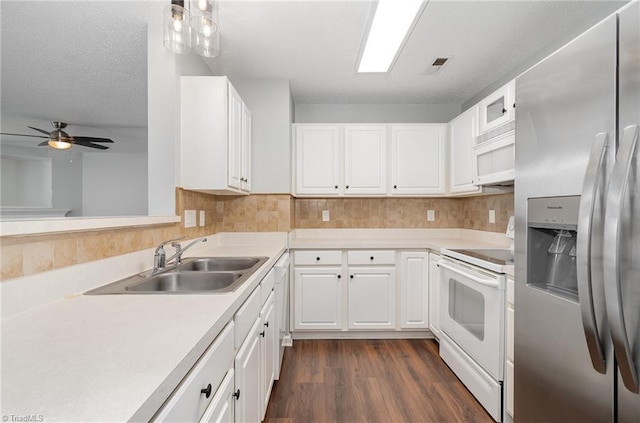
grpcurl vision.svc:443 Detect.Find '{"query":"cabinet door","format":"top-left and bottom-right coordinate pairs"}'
top-left (449, 107), bottom-right (481, 194)
top-left (234, 318), bottom-right (261, 423)
top-left (241, 105), bottom-right (252, 192)
top-left (428, 253), bottom-right (441, 338)
top-left (228, 84), bottom-right (244, 190)
top-left (259, 293), bottom-right (276, 420)
top-left (391, 125), bottom-right (446, 195)
top-left (478, 80), bottom-right (515, 134)
top-left (294, 125), bottom-right (341, 195)
top-left (293, 267), bottom-right (343, 330)
top-left (399, 252), bottom-right (429, 329)
top-left (344, 125), bottom-right (387, 195)
top-left (347, 267), bottom-right (396, 330)
top-left (198, 369), bottom-right (235, 423)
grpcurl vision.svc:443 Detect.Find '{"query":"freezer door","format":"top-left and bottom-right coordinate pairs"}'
top-left (614, 2), bottom-right (640, 422)
top-left (514, 15), bottom-right (616, 423)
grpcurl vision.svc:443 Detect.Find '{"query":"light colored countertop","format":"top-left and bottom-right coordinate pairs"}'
top-left (1, 234), bottom-right (287, 422)
top-left (2, 228), bottom-right (512, 422)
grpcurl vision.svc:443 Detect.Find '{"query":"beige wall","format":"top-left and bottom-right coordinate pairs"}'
top-left (0, 191), bottom-right (512, 281)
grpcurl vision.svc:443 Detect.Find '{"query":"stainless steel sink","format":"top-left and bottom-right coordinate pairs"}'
top-left (125, 271), bottom-right (243, 292)
top-left (85, 256), bottom-right (268, 295)
top-left (176, 257), bottom-right (262, 272)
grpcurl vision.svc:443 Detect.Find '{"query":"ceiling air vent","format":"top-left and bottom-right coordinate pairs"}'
top-left (422, 56), bottom-right (452, 75)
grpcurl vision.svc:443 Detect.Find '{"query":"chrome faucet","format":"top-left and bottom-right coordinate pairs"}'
top-left (167, 237), bottom-right (208, 265)
top-left (153, 237), bottom-right (184, 273)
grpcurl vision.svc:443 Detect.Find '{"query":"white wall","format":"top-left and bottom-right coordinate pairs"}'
top-left (294, 103), bottom-right (461, 123)
top-left (82, 153), bottom-right (148, 216)
top-left (147, 18), bottom-right (214, 216)
top-left (232, 78), bottom-right (293, 193)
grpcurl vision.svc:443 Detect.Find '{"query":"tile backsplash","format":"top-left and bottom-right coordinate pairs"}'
top-left (294, 193), bottom-right (514, 233)
top-left (0, 191), bottom-right (512, 281)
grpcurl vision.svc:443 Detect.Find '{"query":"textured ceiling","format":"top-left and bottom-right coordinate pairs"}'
top-left (207, 0), bottom-right (627, 104)
top-left (0, 0), bottom-right (627, 154)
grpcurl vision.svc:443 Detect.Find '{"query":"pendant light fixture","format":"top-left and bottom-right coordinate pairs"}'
top-left (163, 0), bottom-right (220, 58)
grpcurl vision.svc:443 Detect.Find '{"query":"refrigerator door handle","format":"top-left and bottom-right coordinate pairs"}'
top-left (576, 132), bottom-right (608, 374)
top-left (604, 124), bottom-right (640, 393)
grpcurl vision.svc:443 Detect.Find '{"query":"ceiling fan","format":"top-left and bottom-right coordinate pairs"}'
top-left (0, 121), bottom-right (114, 150)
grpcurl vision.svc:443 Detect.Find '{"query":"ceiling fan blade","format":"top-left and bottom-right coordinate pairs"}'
top-left (0, 132), bottom-right (48, 139)
top-left (28, 126), bottom-right (52, 136)
top-left (38, 140), bottom-right (50, 146)
top-left (73, 140), bottom-right (109, 150)
top-left (73, 136), bottom-right (114, 143)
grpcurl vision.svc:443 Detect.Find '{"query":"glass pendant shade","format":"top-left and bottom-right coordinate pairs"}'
top-left (164, 4), bottom-right (191, 54)
top-left (48, 140), bottom-right (72, 150)
top-left (190, 0), bottom-right (219, 57)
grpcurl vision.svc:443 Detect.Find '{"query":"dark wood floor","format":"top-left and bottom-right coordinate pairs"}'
top-left (264, 339), bottom-right (493, 423)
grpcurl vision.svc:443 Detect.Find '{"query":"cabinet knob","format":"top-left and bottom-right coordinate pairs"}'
top-left (502, 108), bottom-right (507, 114)
top-left (201, 383), bottom-right (212, 398)
top-left (260, 331), bottom-right (266, 337)
top-left (316, 257), bottom-right (320, 261)
top-left (393, 185), bottom-right (397, 189)
top-left (334, 185), bottom-right (338, 189)
top-left (232, 389), bottom-right (241, 400)
top-left (346, 185), bottom-right (350, 189)
top-left (350, 275), bottom-right (354, 279)
top-left (245, 178), bottom-right (249, 183)
top-left (513, 103), bottom-right (516, 109)
top-left (264, 321), bottom-right (269, 327)
top-left (337, 274), bottom-right (342, 279)
top-left (370, 256), bottom-right (374, 260)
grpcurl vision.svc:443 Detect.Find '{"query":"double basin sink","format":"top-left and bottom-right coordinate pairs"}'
top-left (85, 257), bottom-right (268, 295)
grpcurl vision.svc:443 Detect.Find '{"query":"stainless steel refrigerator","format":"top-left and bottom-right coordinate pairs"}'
top-left (514, 1), bottom-right (639, 422)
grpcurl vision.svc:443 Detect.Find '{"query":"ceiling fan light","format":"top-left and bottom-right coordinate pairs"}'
top-left (48, 139), bottom-right (72, 150)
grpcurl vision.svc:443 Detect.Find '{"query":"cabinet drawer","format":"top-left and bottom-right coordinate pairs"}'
top-left (261, 269), bottom-right (275, 305)
top-left (235, 286), bottom-right (262, 349)
top-left (294, 250), bottom-right (342, 265)
top-left (153, 322), bottom-right (235, 422)
top-left (347, 250), bottom-right (395, 265)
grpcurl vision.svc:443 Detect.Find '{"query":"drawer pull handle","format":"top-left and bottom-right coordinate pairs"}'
top-left (232, 389), bottom-right (241, 400)
top-left (260, 331), bottom-right (266, 337)
top-left (393, 185), bottom-right (397, 189)
top-left (334, 185), bottom-right (338, 189)
top-left (370, 256), bottom-right (374, 260)
top-left (264, 321), bottom-right (269, 327)
top-left (201, 383), bottom-right (212, 398)
top-left (316, 257), bottom-right (320, 261)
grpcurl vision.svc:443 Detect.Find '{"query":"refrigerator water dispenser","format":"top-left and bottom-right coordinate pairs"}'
top-left (527, 196), bottom-right (580, 302)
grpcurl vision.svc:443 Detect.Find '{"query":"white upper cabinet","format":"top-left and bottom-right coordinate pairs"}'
top-left (478, 80), bottom-right (515, 135)
top-left (448, 106), bottom-right (482, 194)
top-left (344, 125), bottom-right (387, 195)
top-left (180, 76), bottom-right (251, 195)
top-left (294, 125), bottom-right (341, 195)
top-left (391, 125), bottom-right (447, 195)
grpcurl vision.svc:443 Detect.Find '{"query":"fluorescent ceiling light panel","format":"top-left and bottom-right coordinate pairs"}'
top-left (357, 0), bottom-right (424, 73)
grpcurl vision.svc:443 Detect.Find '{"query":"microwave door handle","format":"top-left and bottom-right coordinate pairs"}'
top-left (438, 261), bottom-right (500, 288)
top-left (604, 124), bottom-right (640, 393)
top-left (577, 132), bottom-right (608, 374)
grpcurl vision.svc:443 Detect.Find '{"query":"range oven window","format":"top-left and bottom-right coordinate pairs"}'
top-left (448, 277), bottom-right (485, 341)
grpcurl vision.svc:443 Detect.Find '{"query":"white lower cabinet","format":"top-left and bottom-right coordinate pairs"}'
top-left (199, 369), bottom-right (235, 423)
top-left (399, 252), bottom-right (429, 329)
top-left (234, 317), bottom-right (262, 423)
top-left (293, 266), bottom-right (343, 330)
top-left (259, 292), bottom-right (276, 420)
top-left (152, 322), bottom-right (235, 422)
top-left (428, 253), bottom-right (441, 339)
top-left (347, 267), bottom-right (396, 330)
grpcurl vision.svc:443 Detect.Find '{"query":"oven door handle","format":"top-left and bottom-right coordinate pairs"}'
top-left (576, 132), bottom-right (608, 374)
top-left (439, 261), bottom-right (500, 288)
